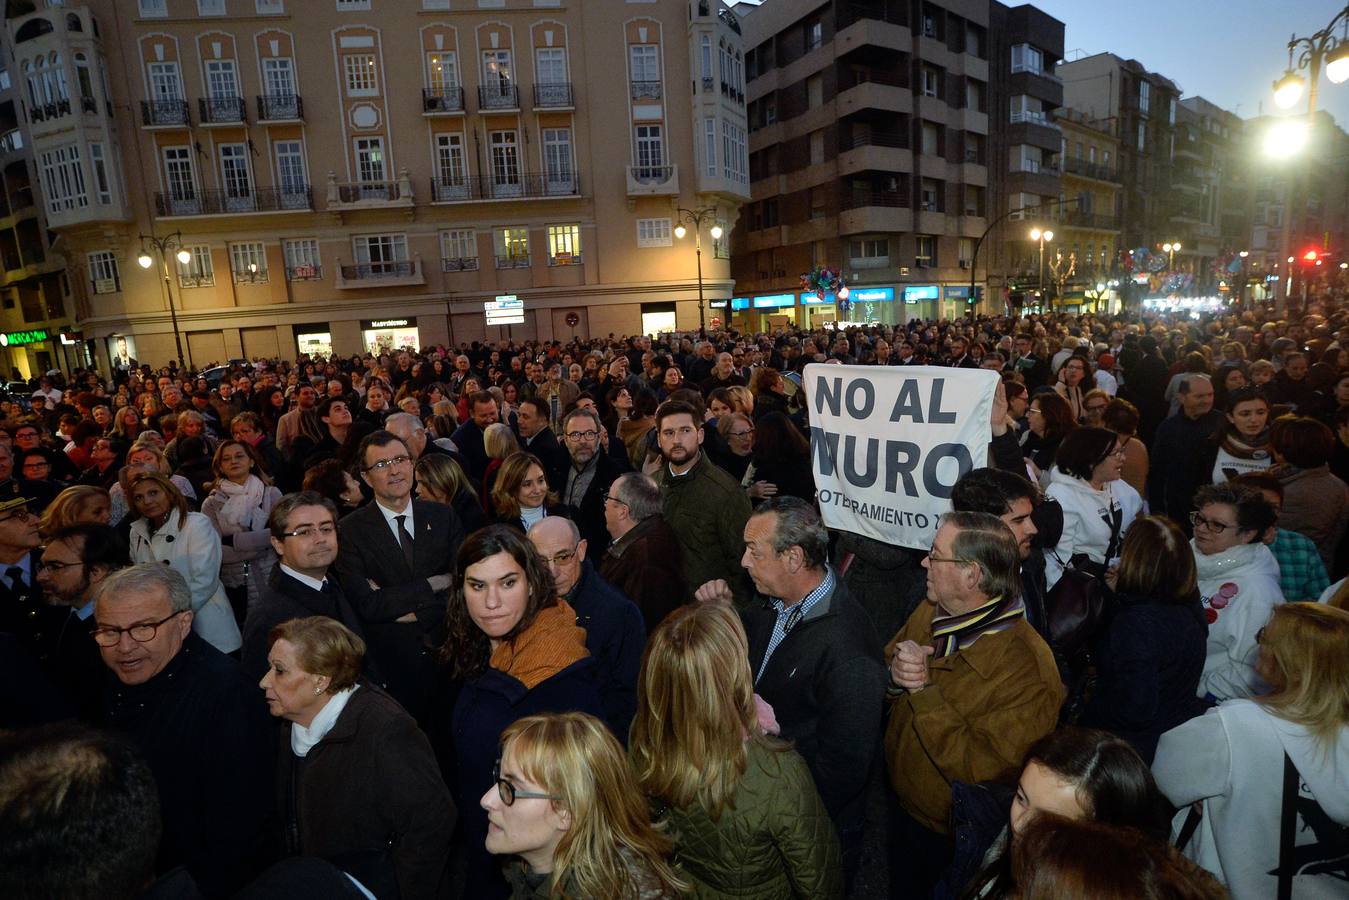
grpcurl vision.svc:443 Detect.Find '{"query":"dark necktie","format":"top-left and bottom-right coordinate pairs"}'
top-left (6, 566), bottom-right (24, 592)
top-left (395, 515), bottom-right (415, 568)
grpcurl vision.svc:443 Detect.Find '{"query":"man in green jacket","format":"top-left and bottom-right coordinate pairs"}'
top-left (653, 399), bottom-right (753, 605)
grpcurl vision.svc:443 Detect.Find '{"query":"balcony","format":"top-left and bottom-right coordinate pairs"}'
top-left (478, 84), bottom-right (519, 111)
top-left (532, 82), bottom-right (573, 109)
top-left (839, 188), bottom-right (912, 234)
top-left (335, 257), bottom-right (426, 289)
top-left (1063, 157), bottom-right (1120, 183)
top-left (198, 96), bottom-right (246, 125)
top-left (549, 253), bottom-right (582, 267)
top-left (141, 98), bottom-right (191, 127)
top-left (1060, 212), bottom-right (1119, 230)
top-left (495, 254), bottom-right (531, 269)
top-left (839, 132), bottom-right (911, 176)
top-left (422, 87), bottom-right (465, 114)
top-left (327, 170), bottom-right (415, 208)
top-left (625, 164), bottom-right (679, 196)
top-left (285, 264), bottom-right (322, 281)
top-left (29, 98), bottom-right (72, 124)
top-left (442, 256), bottom-right (479, 272)
top-left (429, 172), bottom-right (581, 202)
top-left (430, 177), bottom-right (471, 202)
top-left (630, 81), bottom-right (662, 101)
top-left (80, 96), bottom-right (97, 114)
top-left (257, 93), bottom-right (303, 121)
top-left (177, 273), bottom-right (214, 289)
top-left (153, 186), bottom-right (313, 217)
top-left (0, 129), bottom-right (21, 156)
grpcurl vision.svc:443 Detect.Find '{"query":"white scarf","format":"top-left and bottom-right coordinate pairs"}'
top-left (215, 474), bottom-right (268, 533)
top-left (290, 685), bottom-right (359, 758)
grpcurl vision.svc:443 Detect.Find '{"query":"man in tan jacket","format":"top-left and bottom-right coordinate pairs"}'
top-left (883, 511), bottom-right (1063, 898)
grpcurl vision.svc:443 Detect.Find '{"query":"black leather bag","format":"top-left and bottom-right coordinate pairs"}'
top-left (1046, 553), bottom-right (1113, 660)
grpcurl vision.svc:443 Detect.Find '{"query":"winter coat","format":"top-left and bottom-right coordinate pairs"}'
top-left (276, 684), bottom-right (456, 900)
top-left (501, 852), bottom-right (678, 900)
top-left (1079, 592), bottom-right (1209, 763)
top-left (1193, 540), bottom-right (1284, 702)
top-left (660, 740), bottom-right (844, 900)
top-left (201, 478), bottom-right (283, 617)
top-left (1273, 463), bottom-right (1349, 572)
top-left (598, 514), bottom-right (688, 634)
top-left (655, 453), bottom-right (754, 605)
top-left (1148, 409), bottom-right (1224, 523)
top-left (1154, 700), bottom-right (1349, 899)
top-left (129, 511), bottom-right (241, 654)
top-left (1042, 468), bottom-right (1141, 590)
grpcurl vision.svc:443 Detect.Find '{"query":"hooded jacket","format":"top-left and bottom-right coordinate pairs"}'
top-left (1153, 700), bottom-right (1349, 899)
top-left (1042, 468), bottom-right (1141, 590)
top-left (1192, 540), bottom-right (1284, 702)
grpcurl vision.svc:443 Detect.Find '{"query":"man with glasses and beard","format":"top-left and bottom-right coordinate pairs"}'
top-left (558, 407), bottom-right (628, 555)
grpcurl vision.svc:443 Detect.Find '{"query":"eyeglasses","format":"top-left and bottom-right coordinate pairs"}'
top-left (283, 524), bottom-right (337, 539)
top-left (538, 546), bottom-right (578, 566)
top-left (601, 492), bottom-right (627, 508)
top-left (564, 430), bottom-right (599, 442)
top-left (728, 429), bottom-right (755, 438)
top-left (1085, 404), bottom-right (1109, 412)
top-left (363, 454), bottom-right (411, 472)
top-left (92, 610), bottom-right (185, 647)
top-left (927, 548), bottom-right (970, 565)
top-left (493, 759), bottom-right (560, 806)
top-left (38, 560), bottom-right (84, 573)
top-left (1189, 511), bottom-right (1236, 534)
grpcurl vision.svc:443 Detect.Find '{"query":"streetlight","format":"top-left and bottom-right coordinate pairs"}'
top-left (1162, 241), bottom-right (1182, 269)
top-left (673, 206), bottom-right (722, 335)
top-left (1272, 5), bottom-right (1349, 113)
top-left (1028, 227), bottom-right (1053, 305)
top-left (137, 231), bottom-right (194, 370)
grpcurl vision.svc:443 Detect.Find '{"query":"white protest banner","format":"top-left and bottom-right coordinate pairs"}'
top-left (805, 363), bottom-right (999, 551)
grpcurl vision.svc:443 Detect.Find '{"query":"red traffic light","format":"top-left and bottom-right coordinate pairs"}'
top-left (1302, 250), bottom-right (1320, 262)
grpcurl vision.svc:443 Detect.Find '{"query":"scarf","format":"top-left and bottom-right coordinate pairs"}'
top-left (490, 599), bottom-right (588, 689)
top-left (215, 474), bottom-right (268, 533)
top-left (290, 685), bottom-right (359, 757)
top-left (1218, 429), bottom-right (1271, 462)
top-left (931, 595), bottom-right (1025, 658)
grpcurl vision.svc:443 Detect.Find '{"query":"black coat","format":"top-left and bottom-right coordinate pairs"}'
top-left (1147, 410), bottom-right (1224, 524)
top-left (101, 634), bottom-right (274, 898)
top-left (335, 500), bottom-right (465, 724)
top-left (740, 578), bottom-right (888, 838)
top-left (277, 684), bottom-right (456, 900)
top-left (558, 452), bottom-right (628, 555)
top-left (241, 566), bottom-right (370, 686)
top-left (597, 514), bottom-right (688, 633)
top-left (521, 427), bottom-right (570, 494)
top-left (564, 562), bottom-right (645, 742)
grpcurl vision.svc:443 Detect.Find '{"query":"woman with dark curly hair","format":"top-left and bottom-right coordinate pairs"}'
top-left (438, 525), bottom-right (604, 898)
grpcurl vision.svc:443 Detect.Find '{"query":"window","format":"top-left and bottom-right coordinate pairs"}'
top-left (964, 185), bottom-right (985, 217)
top-left (205, 59), bottom-right (239, 99)
top-left (806, 20), bottom-right (823, 51)
top-left (1138, 80), bottom-right (1150, 115)
top-left (433, 132), bottom-right (468, 198)
top-left (161, 145), bottom-right (196, 212)
top-left (629, 44), bottom-right (659, 83)
top-left (920, 66), bottom-right (940, 98)
top-left (489, 130), bottom-right (521, 196)
top-left (634, 124), bottom-right (663, 177)
top-left (922, 12), bottom-right (937, 38)
top-left (138, 0), bottom-right (167, 16)
top-left (337, 0), bottom-right (371, 8)
top-left (427, 51), bottom-right (458, 91)
top-left (229, 242), bottom-right (268, 282)
top-left (147, 61), bottom-right (183, 101)
top-left (283, 238), bottom-right (321, 279)
top-left (921, 121), bottom-right (939, 156)
top-left (1010, 44), bottom-right (1042, 74)
top-left (38, 144), bottom-right (86, 213)
top-left (1168, 97), bottom-right (1177, 126)
top-left (965, 79), bottom-right (985, 112)
top-left (74, 52), bottom-right (93, 105)
top-left (700, 35), bottom-right (712, 83)
top-left (721, 120), bottom-right (746, 184)
top-left (703, 117), bottom-right (716, 176)
top-left (177, 245), bottom-right (214, 287)
top-left (440, 229), bottom-right (477, 269)
top-left (915, 234), bottom-right (936, 267)
top-left (354, 233), bottom-right (408, 274)
top-left (495, 227), bottom-right (529, 268)
top-left (89, 143), bottom-right (111, 204)
top-left (482, 49), bottom-right (513, 99)
top-left (1137, 121), bottom-right (1146, 151)
top-left (636, 218), bottom-right (672, 248)
top-left (198, 0), bottom-right (225, 14)
top-left (541, 128), bottom-right (574, 192)
top-left (547, 224), bottom-right (581, 265)
top-left (920, 178), bottom-right (940, 212)
top-left (262, 57), bottom-right (296, 102)
top-left (344, 54), bottom-right (377, 96)
top-left (274, 140), bottom-right (308, 203)
top-left (848, 238), bottom-right (888, 268)
top-left (218, 143), bottom-right (252, 208)
top-left (88, 251), bottom-right (119, 293)
top-left (257, 0), bottom-right (285, 13)
top-left (535, 48), bottom-right (566, 84)
top-left (1088, 146), bottom-right (1096, 164)
top-left (958, 237), bottom-right (975, 263)
top-left (354, 137), bottom-right (386, 183)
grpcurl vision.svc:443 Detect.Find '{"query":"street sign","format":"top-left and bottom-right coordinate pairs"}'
top-left (485, 294), bottom-right (525, 326)
top-left (565, 311), bottom-right (580, 327)
top-left (711, 316), bottom-right (722, 327)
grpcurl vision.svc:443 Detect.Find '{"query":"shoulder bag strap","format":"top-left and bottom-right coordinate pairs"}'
top-left (1278, 752), bottom-right (1298, 900)
top-left (1175, 802), bottom-right (1204, 852)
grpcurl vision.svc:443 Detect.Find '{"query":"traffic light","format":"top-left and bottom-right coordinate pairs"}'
top-left (1302, 249), bottom-right (1320, 262)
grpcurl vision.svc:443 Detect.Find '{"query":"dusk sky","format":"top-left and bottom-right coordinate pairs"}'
top-left (1032, 0), bottom-right (1349, 126)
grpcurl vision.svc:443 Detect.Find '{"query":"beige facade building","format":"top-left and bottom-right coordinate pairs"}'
top-left (1046, 108), bottom-right (1121, 305)
top-left (4, 0), bottom-right (749, 370)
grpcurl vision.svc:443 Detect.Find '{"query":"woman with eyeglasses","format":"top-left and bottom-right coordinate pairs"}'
top-left (1153, 602), bottom-right (1349, 899)
top-left (201, 440), bottom-right (283, 625)
top-left (483, 712), bottom-right (685, 899)
top-left (1020, 391), bottom-right (1075, 480)
top-left (490, 451), bottom-right (568, 532)
top-left (1189, 482), bottom-right (1282, 704)
top-left (629, 602), bottom-right (843, 899)
top-left (1043, 427), bottom-right (1141, 591)
top-left (715, 411), bottom-right (755, 482)
top-left (439, 525), bottom-right (604, 897)
top-left (128, 472), bottom-right (241, 655)
top-left (1053, 356), bottom-right (1090, 423)
top-left (1080, 388), bottom-right (1111, 429)
top-left (261, 616), bottom-right (457, 900)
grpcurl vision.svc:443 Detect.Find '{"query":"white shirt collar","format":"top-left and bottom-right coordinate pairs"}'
top-left (279, 563), bottom-right (328, 593)
top-left (290, 685), bottom-right (359, 757)
top-left (376, 497), bottom-right (415, 543)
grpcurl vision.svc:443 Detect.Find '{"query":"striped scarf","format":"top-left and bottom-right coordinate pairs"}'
top-left (931, 595), bottom-right (1024, 658)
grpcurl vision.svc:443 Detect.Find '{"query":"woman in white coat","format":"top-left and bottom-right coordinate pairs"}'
top-left (200, 440), bottom-right (282, 623)
top-left (128, 471), bottom-right (241, 654)
top-left (1153, 602), bottom-right (1349, 899)
top-left (1189, 482), bottom-right (1282, 703)
top-left (1043, 427), bottom-right (1141, 590)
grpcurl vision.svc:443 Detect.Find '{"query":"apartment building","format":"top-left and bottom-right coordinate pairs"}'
top-left (0, 29), bottom-right (70, 379)
top-left (1171, 96), bottom-right (1248, 295)
top-left (1049, 107), bottom-right (1121, 307)
top-left (5, 0), bottom-right (749, 370)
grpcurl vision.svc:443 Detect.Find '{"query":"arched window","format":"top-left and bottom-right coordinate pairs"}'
top-left (74, 52), bottom-right (93, 104)
top-left (66, 13), bottom-right (83, 32)
top-left (15, 18), bottom-right (54, 44)
top-left (49, 52), bottom-right (69, 103)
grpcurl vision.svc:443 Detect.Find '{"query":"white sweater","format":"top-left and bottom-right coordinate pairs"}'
top-left (1192, 541), bottom-right (1283, 702)
top-left (1043, 469), bottom-right (1141, 590)
top-left (1154, 700), bottom-right (1349, 899)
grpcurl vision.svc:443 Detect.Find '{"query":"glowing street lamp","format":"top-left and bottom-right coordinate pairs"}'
top-left (136, 231), bottom-right (194, 370)
top-left (1029, 227), bottom-right (1053, 300)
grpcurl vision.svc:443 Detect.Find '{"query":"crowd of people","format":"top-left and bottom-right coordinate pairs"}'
top-left (2, 299), bottom-right (1349, 900)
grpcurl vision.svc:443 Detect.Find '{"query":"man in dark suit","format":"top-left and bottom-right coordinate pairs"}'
top-left (557, 407), bottom-right (628, 556)
top-left (598, 471), bottom-right (687, 633)
top-left (241, 491), bottom-right (369, 685)
top-left (946, 336), bottom-right (979, 368)
top-left (694, 497), bottom-right (887, 883)
top-left (516, 398), bottom-right (569, 491)
top-left (336, 431), bottom-right (465, 725)
top-left (0, 481), bottom-right (45, 647)
top-left (449, 391), bottom-right (498, 482)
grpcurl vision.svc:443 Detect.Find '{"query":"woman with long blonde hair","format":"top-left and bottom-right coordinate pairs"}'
top-left (1153, 603), bottom-right (1349, 898)
top-left (629, 603), bottom-right (843, 898)
top-left (484, 712), bottom-right (685, 898)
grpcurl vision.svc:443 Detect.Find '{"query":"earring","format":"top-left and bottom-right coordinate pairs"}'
top-left (313, 686), bottom-right (323, 695)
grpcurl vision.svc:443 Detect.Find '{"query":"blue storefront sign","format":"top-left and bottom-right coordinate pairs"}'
top-left (730, 297), bottom-right (750, 311)
top-left (849, 287), bottom-right (894, 303)
top-left (903, 285), bottom-right (941, 302)
top-left (752, 293), bottom-right (796, 309)
top-left (800, 291), bottom-right (835, 305)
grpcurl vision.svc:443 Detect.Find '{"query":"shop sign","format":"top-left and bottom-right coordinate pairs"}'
top-left (902, 285), bottom-right (940, 302)
top-left (752, 293), bottom-right (795, 309)
top-left (850, 287), bottom-right (895, 303)
top-left (0, 328), bottom-right (49, 347)
top-left (730, 297), bottom-right (750, 311)
top-left (485, 295), bottom-right (524, 326)
top-left (800, 291), bottom-right (836, 305)
top-left (360, 318), bottom-right (414, 329)
top-left (708, 299), bottom-right (729, 309)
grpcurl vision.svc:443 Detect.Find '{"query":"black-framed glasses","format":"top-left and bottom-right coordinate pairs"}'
top-left (492, 759), bottom-right (560, 806)
top-left (363, 454), bottom-right (411, 472)
top-left (1189, 511), bottom-right (1234, 534)
top-left (564, 429), bottom-right (599, 442)
top-left (601, 492), bottom-right (627, 508)
top-left (92, 610), bottom-right (185, 647)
